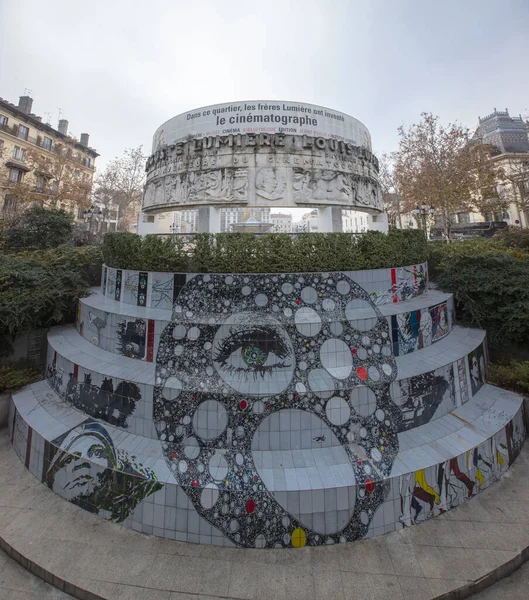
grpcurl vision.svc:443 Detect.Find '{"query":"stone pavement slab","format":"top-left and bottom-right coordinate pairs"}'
top-left (0, 548), bottom-right (70, 599)
top-left (1, 426), bottom-right (529, 600)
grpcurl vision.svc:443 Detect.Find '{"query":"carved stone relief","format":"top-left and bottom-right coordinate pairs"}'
top-left (143, 134), bottom-right (382, 212)
top-left (255, 168), bottom-right (286, 200)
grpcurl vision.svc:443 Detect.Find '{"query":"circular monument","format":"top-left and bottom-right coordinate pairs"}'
top-left (6, 103), bottom-right (526, 554)
top-left (142, 101), bottom-right (383, 228)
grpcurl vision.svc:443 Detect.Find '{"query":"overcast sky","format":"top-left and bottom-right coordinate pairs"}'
top-left (1, 0), bottom-right (528, 174)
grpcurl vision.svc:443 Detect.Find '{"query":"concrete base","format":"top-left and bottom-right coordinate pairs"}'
top-left (1, 425), bottom-right (529, 600)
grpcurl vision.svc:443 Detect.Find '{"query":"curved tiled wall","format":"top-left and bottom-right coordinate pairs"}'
top-left (9, 263), bottom-right (526, 548)
top-left (101, 262), bottom-right (429, 310)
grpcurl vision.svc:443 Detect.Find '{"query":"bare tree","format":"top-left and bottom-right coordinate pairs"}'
top-left (394, 113), bottom-right (500, 237)
top-left (94, 146), bottom-right (146, 230)
top-left (1, 144), bottom-right (91, 227)
top-left (26, 145), bottom-right (92, 210)
top-left (378, 153), bottom-right (404, 228)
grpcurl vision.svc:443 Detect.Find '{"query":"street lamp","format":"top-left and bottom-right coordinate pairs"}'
top-left (170, 221), bottom-right (179, 241)
top-left (412, 203), bottom-right (434, 239)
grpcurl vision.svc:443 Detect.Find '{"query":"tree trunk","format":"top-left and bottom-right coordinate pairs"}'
top-left (443, 206), bottom-right (452, 240)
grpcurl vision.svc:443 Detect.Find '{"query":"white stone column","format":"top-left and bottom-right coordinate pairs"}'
top-left (197, 207), bottom-right (222, 233)
top-left (318, 207), bottom-right (343, 232)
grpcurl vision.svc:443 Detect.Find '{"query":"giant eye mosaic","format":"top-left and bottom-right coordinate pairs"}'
top-left (154, 272), bottom-right (402, 548)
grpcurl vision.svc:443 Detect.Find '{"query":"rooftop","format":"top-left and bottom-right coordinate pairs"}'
top-left (0, 94), bottom-right (99, 158)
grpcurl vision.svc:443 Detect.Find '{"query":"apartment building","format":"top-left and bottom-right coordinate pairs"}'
top-left (0, 93), bottom-right (98, 221)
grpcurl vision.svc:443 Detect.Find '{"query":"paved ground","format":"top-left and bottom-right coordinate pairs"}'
top-left (2, 425), bottom-right (529, 600)
top-left (473, 559), bottom-right (529, 599)
top-left (0, 548), bottom-right (70, 599)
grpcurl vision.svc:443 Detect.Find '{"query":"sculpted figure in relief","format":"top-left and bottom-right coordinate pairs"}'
top-left (188, 169), bottom-right (249, 203)
top-left (255, 168), bottom-right (286, 201)
top-left (164, 175), bottom-right (177, 204)
top-left (292, 168), bottom-right (313, 201)
top-left (312, 170), bottom-right (352, 201)
top-left (294, 169), bottom-right (352, 202)
top-left (142, 183), bottom-right (155, 208)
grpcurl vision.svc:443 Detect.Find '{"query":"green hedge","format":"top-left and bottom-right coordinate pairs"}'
top-left (488, 361), bottom-right (529, 396)
top-left (0, 245), bottom-right (103, 357)
top-left (102, 229), bottom-right (427, 273)
top-left (428, 233), bottom-right (529, 353)
top-left (0, 365), bottom-right (43, 393)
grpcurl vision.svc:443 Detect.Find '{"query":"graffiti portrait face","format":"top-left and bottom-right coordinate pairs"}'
top-left (154, 273), bottom-right (401, 548)
top-left (46, 423), bottom-right (116, 502)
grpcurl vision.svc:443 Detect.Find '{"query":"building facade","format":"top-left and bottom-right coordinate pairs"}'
top-left (270, 212), bottom-right (293, 233)
top-left (452, 109), bottom-right (529, 230)
top-left (0, 94), bottom-right (98, 221)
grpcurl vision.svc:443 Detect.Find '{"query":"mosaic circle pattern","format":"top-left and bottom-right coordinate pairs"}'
top-left (154, 272), bottom-right (401, 548)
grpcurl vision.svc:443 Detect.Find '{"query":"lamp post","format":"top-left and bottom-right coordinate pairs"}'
top-left (412, 202), bottom-right (435, 239)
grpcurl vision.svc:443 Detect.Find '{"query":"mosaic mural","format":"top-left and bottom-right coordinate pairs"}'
top-left (46, 357), bottom-right (141, 428)
top-left (102, 263), bottom-right (429, 310)
top-left (152, 272), bottom-right (453, 548)
top-left (117, 318), bottom-right (147, 359)
top-left (398, 410), bottom-right (525, 526)
top-left (468, 343), bottom-right (487, 396)
top-left (8, 261), bottom-right (526, 550)
top-left (42, 420), bottom-right (162, 522)
top-left (397, 365), bottom-right (455, 432)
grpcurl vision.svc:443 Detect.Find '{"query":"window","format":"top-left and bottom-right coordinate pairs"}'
top-left (0, 114), bottom-right (7, 128)
top-left (82, 156), bottom-right (91, 168)
top-left (51, 181), bottom-right (58, 192)
top-left (9, 168), bottom-right (23, 183)
top-left (0, 139), bottom-right (4, 152)
top-left (143, 215), bottom-right (155, 223)
top-left (3, 196), bottom-right (16, 211)
top-left (13, 146), bottom-right (25, 161)
top-left (42, 136), bottom-right (52, 151)
top-left (35, 175), bottom-right (45, 193)
top-left (17, 124), bottom-right (29, 141)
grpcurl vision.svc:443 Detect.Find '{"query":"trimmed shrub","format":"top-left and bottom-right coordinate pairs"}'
top-left (0, 245), bottom-right (102, 357)
top-left (428, 237), bottom-right (529, 352)
top-left (3, 206), bottom-right (75, 250)
top-left (102, 229), bottom-right (428, 273)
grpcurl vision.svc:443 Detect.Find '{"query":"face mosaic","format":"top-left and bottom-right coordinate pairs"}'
top-left (154, 272), bottom-right (401, 548)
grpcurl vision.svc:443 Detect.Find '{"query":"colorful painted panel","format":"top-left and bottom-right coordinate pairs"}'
top-left (391, 310), bottom-right (421, 356)
top-left (397, 410), bottom-right (525, 527)
top-left (430, 303), bottom-right (449, 342)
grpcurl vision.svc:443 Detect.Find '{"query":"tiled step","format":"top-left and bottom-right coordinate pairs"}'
top-left (10, 380), bottom-right (525, 546)
top-left (101, 262), bottom-right (430, 310)
top-left (46, 323), bottom-right (487, 440)
top-left (78, 287), bottom-right (454, 362)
